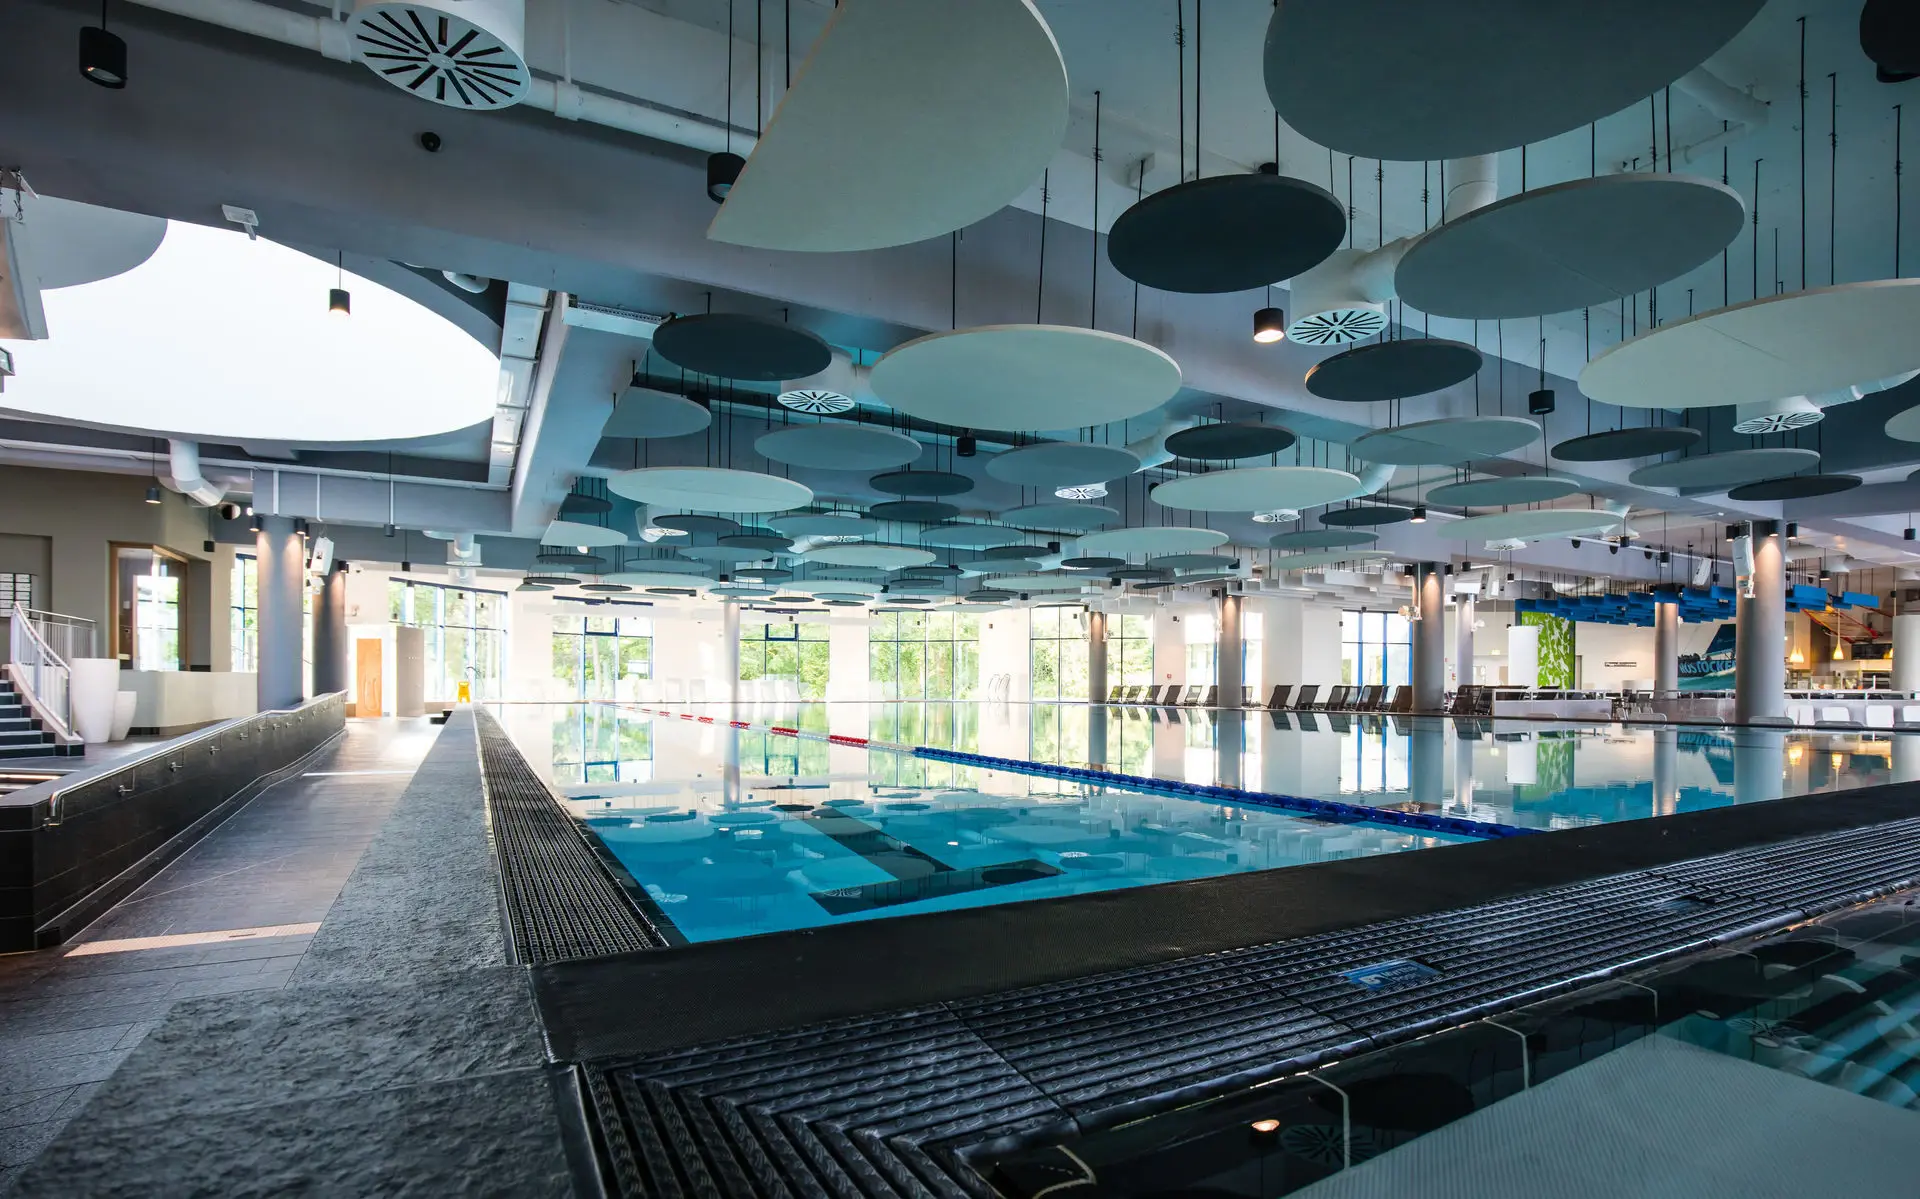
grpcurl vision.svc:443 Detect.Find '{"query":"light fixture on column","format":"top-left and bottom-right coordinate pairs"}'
top-left (249, 511), bottom-right (261, 532)
top-left (328, 251), bottom-right (350, 317)
top-left (295, 518), bottom-right (310, 537)
top-left (79, 0), bottom-right (127, 89)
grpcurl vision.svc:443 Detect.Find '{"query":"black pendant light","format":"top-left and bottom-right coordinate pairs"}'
top-left (79, 0), bottom-right (126, 89)
top-left (708, 0), bottom-right (747, 202)
top-left (328, 251), bottom-right (350, 317)
top-left (1253, 302), bottom-right (1287, 344)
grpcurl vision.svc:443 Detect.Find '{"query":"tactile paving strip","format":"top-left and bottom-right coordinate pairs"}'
top-left (475, 709), bottom-right (667, 962)
top-left (583, 817), bottom-right (1920, 1196)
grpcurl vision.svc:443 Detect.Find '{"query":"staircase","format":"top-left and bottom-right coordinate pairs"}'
top-left (0, 677), bottom-right (59, 759)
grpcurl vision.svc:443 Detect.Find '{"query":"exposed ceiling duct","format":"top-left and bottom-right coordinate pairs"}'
top-left (1731, 369), bottom-right (1920, 434)
top-left (163, 439), bottom-right (225, 506)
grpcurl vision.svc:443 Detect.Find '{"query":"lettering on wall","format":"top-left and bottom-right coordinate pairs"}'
top-left (1604, 660), bottom-right (1638, 668)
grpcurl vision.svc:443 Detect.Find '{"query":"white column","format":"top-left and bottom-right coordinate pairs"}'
top-left (1411, 565), bottom-right (1445, 713)
top-left (311, 562), bottom-right (348, 696)
top-left (255, 516), bottom-right (305, 711)
top-left (1654, 600), bottom-right (1680, 696)
top-left (721, 602), bottom-right (740, 715)
top-left (1087, 609), bottom-right (1109, 703)
top-left (1217, 593), bottom-right (1243, 705)
top-left (1894, 612), bottom-right (1920, 694)
top-left (1734, 527), bottom-right (1786, 724)
top-left (1453, 595), bottom-right (1475, 689)
top-left (1152, 608), bottom-right (1186, 693)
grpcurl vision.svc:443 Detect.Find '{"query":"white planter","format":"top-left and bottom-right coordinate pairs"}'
top-left (111, 691), bottom-right (137, 741)
top-left (68, 658), bottom-right (121, 745)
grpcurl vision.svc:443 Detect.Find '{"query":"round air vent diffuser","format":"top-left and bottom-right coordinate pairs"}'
top-left (351, 0), bottom-right (530, 111)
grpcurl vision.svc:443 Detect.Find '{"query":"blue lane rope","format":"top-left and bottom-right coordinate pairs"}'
top-left (908, 747), bottom-right (1536, 841)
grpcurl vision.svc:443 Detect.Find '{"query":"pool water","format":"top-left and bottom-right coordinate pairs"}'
top-left (502, 702), bottom-right (1918, 943)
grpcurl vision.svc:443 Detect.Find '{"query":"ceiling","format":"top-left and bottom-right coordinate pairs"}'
top-left (3, 0), bottom-right (1920, 610)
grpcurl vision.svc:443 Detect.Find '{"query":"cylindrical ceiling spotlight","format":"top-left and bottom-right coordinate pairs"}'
top-left (707, 152), bottom-right (745, 203)
top-left (1252, 307), bottom-right (1287, 344)
top-left (1528, 388), bottom-right (1555, 415)
top-left (1907, 527), bottom-right (1917, 541)
top-left (144, 483), bottom-right (162, 505)
top-left (383, 523), bottom-right (396, 538)
top-left (79, 16), bottom-right (127, 89)
top-left (956, 434), bottom-right (977, 457)
top-left (1409, 504), bottom-right (1428, 523)
top-left (328, 287), bottom-right (351, 317)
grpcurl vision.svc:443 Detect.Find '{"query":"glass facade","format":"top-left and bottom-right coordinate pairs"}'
top-left (552, 610), bottom-right (652, 702)
top-left (229, 554), bottom-right (258, 672)
top-left (1029, 606), bottom-right (1090, 701)
top-left (1341, 609), bottom-right (1413, 687)
top-left (869, 609), bottom-right (980, 700)
top-left (739, 618), bottom-right (830, 700)
top-left (1184, 612), bottom-right (1216, 687)
top-left (390, 579), bottom-right (507, 701)
top-left (549, 704), bottom-right (653, 784)
top-left (1106, 613), bottom-right (1154, 687)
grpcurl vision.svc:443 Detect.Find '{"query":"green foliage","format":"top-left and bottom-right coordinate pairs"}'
top-left (1520, 611), bottom-right (1576, 687)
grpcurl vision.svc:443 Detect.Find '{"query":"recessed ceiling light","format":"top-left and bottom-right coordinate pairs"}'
top-left (1055, 483), bottom-right (1108, 500)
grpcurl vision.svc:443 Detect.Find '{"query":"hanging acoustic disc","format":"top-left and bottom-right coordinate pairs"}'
top-left (1424, 476), bottom-right (1583, 507)
top-left (1150, 553), bottom-right (1241, 571)
top-left (885, 578), bottom-right (953, 594)
top-left (1304, 339), bottom-right (1483, 403)
top-left (1725, 473), bottom-right (1864, 501)
top-left (1077, 526), bottom-right (1230, 555)
top-left (522, 575), bottom-right (580, 587)
top-left (1320, 504), bottom-right (1414, 527)
top-left (559, 493), bottom-right (613, 517)
top-left (1106, 173), bottom-right (1346, 294)
top-left (719, 532), bottom-right (796, 552)
top-left (767, 512), bottom-right (882, 538)
top-left (1349, 416), bottom-right (1541, 466)
top-left (546, 519), bottom-right (628, 547)
top-left (955, 557), bottom-right (1038, 574)
top-left (754, 423), bottom-right (923, 471)
top-left (1551, 425), bottom-right (1703, 462)
top-left (603, 385), bottom-right (713, 439)
top-left (878, 596), bottom-right (934, 605)
top-left (982, 543), bottom-right (1053, 559)
top-left (869, 499), bottom-right (962, 523)
top-left (1061, 555), bottom-right (1127, 570)
top-left (1263, 0), bottom-right (1768, 160)
top-left (647, 513), bottom-right (741, 536)
top-left (1150, 466), bottom-right (1361, 512)
top-left (985, 442), bottom-right (1142, 486)
top-left (1627, 448), bottom-right (1823, 491)
top-left (516, 583), bottom-right (553, 592)
top-left (1108, 566), bottom-right (1173, 581)
top-left (733, 566), bottom-right (794, 583)
top-left (789, 578), bottom-right (885, 594)
top-left (601, 571), bottom-right (716, 587)
top-left (802, 544), bottom-right (938, 569)
top-left (1162, 422), bottom-right (1299, 461)
top-left (577, 582), bottom-right (633, 593)
top-left (610, 558), bottom-right (712, 576)
top-left (678, 545), bottom-right (774, 564)
top-left (964, 589), bottom-right (1018, 603)
top-left (1441, 508), bottom-right (1625, 541)
top-left (535, 550), bottom-right (605, 567)
top-left (609, 468), bottom-right (813, 514)
top-left (1395, 174), bottom-right (1747, 319)
top-left (869, 469), bottom-right (975, 496)
top-left (917, 523), bottom-right (1029, 549)
top-left (1001, 503), bottom-right (1122, 531)
top-left (894, 564), bottom-right (963, 578)
top-left (1271, 550), bottom-right (1394, 571)
top-left (868, 325), bottom-right (1182, 430)
top-left (823, 598), bottom-right (869, 606)
top-left (645, 587), bottom-right (698, 596)
top-left (1268, 529), bottom-right (1377, 550)
top-left (649, 313), bottom-right (832, 382)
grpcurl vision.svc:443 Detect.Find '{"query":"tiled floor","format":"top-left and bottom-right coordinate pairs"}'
top-left (0, 718), bottom-right (437, 1191)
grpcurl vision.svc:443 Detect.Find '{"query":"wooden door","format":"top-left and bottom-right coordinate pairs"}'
top-left (355, 638), bottom-right (383, 717)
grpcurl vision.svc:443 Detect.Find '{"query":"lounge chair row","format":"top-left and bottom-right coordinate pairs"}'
top-left (1105, 683), bottom-right (1410, 712)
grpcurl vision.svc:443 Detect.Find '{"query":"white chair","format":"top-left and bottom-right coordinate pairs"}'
top-left (1789, 705), bottom-right (1817, 727)
top-left (1821, 706), bottom-right (1852, 722)
top-left (1866, 706), bottom-right (1895, 730)
top-left (1903, 705), bottom-right (1920, 723)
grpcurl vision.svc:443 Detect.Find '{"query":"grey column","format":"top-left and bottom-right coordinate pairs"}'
top-left (1733, 527), bottom-right (1786, 724)
top-left (1654, 600), bottom-right (1680, 697)
top-left (1087, 609), bottom-right (1109, 703)
top-left (1217, 593), bottom-right (1243, 705)
top-left (1652, 728), bottom-right (1678, 817)
top-left (1215, 708), bottom-right (1243, 789)
top-left (1411, 564), bottom-right (1445, 713)
top-left (1894, 612), bottom-right (1920, 693)
top-left (310, 563), bottom-right (348, 697)
top-left (254, 516), bottom-right (305, 711)
top-left (1454, 595), bottom-right (1475, 689)
top-left (1410, 721), bottom-right (1444, 809)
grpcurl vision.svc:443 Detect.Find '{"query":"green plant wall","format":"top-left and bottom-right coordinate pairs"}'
top-left (1520, 611), bottom-right (1576, 687)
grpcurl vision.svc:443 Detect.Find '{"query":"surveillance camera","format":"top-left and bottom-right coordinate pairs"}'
top-left (217, 501), bottom-right (241, 521)
top-left (418, 131), bottom-right (442, 153)
top-left (1609, 543), bottom-right (1619, 555)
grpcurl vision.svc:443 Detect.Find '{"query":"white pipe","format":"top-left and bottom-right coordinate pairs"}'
top-left (1442, 154), bottom-right (1499, 223)
top-left (1665, 68), bottom-right (1769, 168)
top-left (165, 439), bottom-right (226, 506)
top-left (133, 0), bottom-right (355, 60)
top-left (1127, 417), bottom-right (1203, 469)
top-left (442, 271), bottom-right (490, 294)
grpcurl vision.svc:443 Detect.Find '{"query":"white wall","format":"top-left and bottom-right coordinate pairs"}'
top-left (978, 607), bottom-right (1031, 701)
top-left (1574, 623), bottom-right (1658, 689)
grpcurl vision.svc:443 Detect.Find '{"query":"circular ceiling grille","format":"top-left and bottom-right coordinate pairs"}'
top-left (777, 388), bottom-right (855, 414)
top-left (1054, 483), bottom-right (1109, 499)
top-left (1730, 409), bottom-right (1825, 435)
top-left (1287, 307), bottom-right (1389, 345)
top-left (350, 4), bottom-right (531, 111)
top-left (1251, 508), bottom-right (1302, 524)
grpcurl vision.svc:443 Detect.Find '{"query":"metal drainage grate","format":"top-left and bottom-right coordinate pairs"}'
top-left (475, 710), bottom-right (666, 963)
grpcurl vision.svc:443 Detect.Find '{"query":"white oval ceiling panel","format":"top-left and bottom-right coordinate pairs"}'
top-left (606, 467), bottom-right (813, 514)
top-left (1423, 476), bottom-right (1583, 507)
top-left (800, 544), bottom-right (938, 569)
top-left (985, 442), bottom-right (1142, 486)
top-left (767, 512), bottom-right (883, 538)
top-left (1270, 550), bottom-right (1393, 571)
top-left (1440, 509), bottom-right (1628, 541)
top-left (786, 579), bottom-right (886, 596)
top-left (754, 423), bottom-right (923, 471)
top-left (1885, 404), bottom-right (1920, 443)
top-left (0, 221), bottom-right (499, 442)
top-left (1349, 417), bottom-right (1542, 466)
top-left (1582, 280), bottom-right (1920, 410)
top-left (15, 193), bottom-right (166, 290)
top-left (1075, 526), bottom-right (1230, 556)
top-left (1626, 447), bottom-right (1823, 490)
top-left (1002, 503), bottom-right (1122, 531)
top-left (599, 570), bottom-right (717, 588)
top-left (1150, 466), bottom-right (1360, 513)
top-left (544, 520), bottom-right (628, 548)
top-left (868, 325), bottom-right (1181, 431)
top-left (603, 386), bottom-right (712, 439)
top-left (706, 0), bottom-right (1068, 253)
top-left (916, 524), bottom-right (1031, 549)
top-left (984, 573), bottom-right (1089, 592)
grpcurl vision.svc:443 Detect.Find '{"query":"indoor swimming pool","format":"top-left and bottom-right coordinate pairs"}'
top-left (497, 701), bottom-right (1919, 944)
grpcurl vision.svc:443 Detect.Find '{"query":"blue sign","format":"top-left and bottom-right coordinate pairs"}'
top-left (1342, 959), bottom-right (1440, 992)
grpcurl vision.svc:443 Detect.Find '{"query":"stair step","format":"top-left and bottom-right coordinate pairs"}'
top-left (0, 731), bottom-right (52, 747)
top-left (0, 706), bottom-right (28, 721)
top-left (0, 717), bottom-right (40, 732)
top-left (0, 743), bottom-right (56, 760)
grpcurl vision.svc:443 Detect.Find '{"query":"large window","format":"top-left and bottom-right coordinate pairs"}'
top-left (1030, 606), bottom-right (1090, 701)
top-left (552, 610), bottom-right (652, 701)
top-left (1183, 612), bottom-right (1216, 687)
top-left (550, 704), bottom-right (653, 784)
top-left (870, 609), bottom-right (980, 700)
top-left (230, 554), bottom-right (258, 672)
top-left (1106, 613), bottom-right (1154, 688)
top-left (1242, 607), bottom-right (1263, 698)
top-left (739, 618), bottom-right (830, 700)
top-left (1340, 610), bottom-right (1412, 687)
top-left (112, 544), bottom-right (188, 670)
top-left (391, 579), bottom-right (508, 701)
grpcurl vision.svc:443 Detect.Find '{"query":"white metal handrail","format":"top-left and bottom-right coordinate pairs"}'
top-left (8, 610), bottom-right (77, 740)
top-left (20, 609), bottom-right (97, 662)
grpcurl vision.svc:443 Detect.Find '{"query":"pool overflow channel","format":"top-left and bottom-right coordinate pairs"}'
top-left (624, 705), bottom-right (1534, 842)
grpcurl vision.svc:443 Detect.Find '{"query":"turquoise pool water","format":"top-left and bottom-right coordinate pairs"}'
top-left (500, 702), bottom-right (1912, 943)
